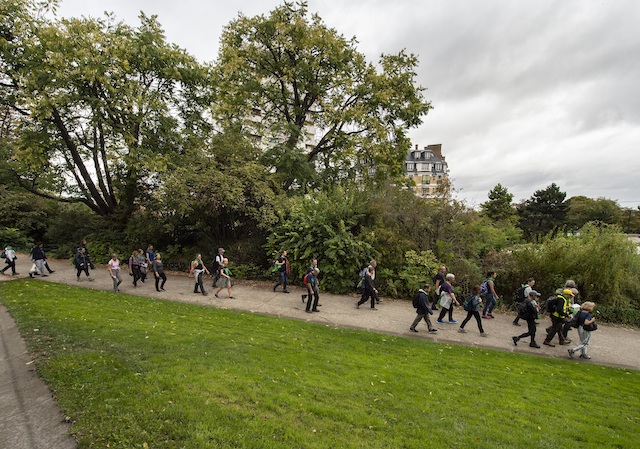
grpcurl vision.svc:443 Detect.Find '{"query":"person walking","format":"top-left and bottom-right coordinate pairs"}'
top-left (568, 302), bottom-right (597, 360)
top-left (436, 273), bottom-right (460, 324)
top-left (190, 253), bottom-right (209, 296)
top-left (513, 277), bottom-right (535, 326)
top-left (543, 289), bottom-right (574, 347)
top-left (29, 242), bottom-right (48, 278)
top-left (432, 265), bottom-right (446, 310)
top-left (137, 249), bottom-right (148, 283)
top-left (107, 253), bottom-right (123, 293)
top-left (409, 283), bottom-right (437, 333)
top-left (153, 253), bottom-right (167, 292)
top-left (74, 246), bottom-right (92, 281)
top-left (356, 265), bottom-right (378, 310)
top-left (301, 258), bottom-right (319, 303)
top-left (304, 268), bottom-right (321, 313)
top-left (481, 271), bottom-right (499, 319)
top-left (512, 290), bottom-right (542, 348)
top-left (212, 247), bottom-right (225, 287)
top-left (272, 250), bottom-right (290, 293)
top-left (214, 258), bottom-right (235, 299)
top-left (129, 250), bottom-right (142, 287)
top-left (1, 245), bottom-right (18, 276)
top-left (458, 285), bottom-right (488, 336)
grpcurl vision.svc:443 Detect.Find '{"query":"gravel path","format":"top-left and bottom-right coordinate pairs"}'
top-left (3, 255), bottom-right (639, 371)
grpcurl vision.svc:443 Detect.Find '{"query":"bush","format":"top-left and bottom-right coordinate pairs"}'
top-left (597, 306), bottom-right (640, 327)
top-left (0, 227), bottom-right (34, 251)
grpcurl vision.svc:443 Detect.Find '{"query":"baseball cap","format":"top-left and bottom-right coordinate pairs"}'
top-left (528, 290), bottom-right (541, 297)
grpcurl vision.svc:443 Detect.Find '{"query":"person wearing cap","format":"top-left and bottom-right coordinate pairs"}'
top-left (409, 282), bottom-right (437, 333)
top-left (561, 287), bottom-right (581, 340)
top-left (1, 245), bottom-right (18, 276)
top-left (513, 277), bottom-right (535, 326)
top-left (543, 289), bottom-right (574, 347)
top-left (212, 247), bottom-right (225, 287)
top-left (512, 289), bottom-right (542, 348)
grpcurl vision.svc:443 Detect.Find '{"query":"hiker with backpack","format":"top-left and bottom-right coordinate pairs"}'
top-left (212, 247), bottom-right (225, 287)
top-left (436, 273), bottom-right (460, 324)
top-left (409, 283), bottom-right (437, 333)
top-left (458, 284), bottom-right (488, 337)
top-left (513, 278), bottom-right (536, 326)
top-left (272, 249), bottom-right (290, 293)
top-left (481, 271), bottom-right (499, 319)
top-left (543, 289), bottom-right (574, 347)
top-left (512, 290), bottom-right (542, 348)
top-left (304, 268), bottom-right (321, 313)
top-left (568, 301), bottom-right (598, 360)
top-left (302, 259), bottom-right (319, 303)
top-left (356, 265), bottom-right (378, 310)
top-left (431, 265), bottom-right (446, 310)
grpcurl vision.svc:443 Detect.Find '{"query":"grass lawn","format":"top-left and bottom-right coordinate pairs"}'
top-left (1, 280), bottom-right (638, 449)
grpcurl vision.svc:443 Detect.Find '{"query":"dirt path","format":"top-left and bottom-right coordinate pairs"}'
top-left (4, 255), bottom-right (639, 371)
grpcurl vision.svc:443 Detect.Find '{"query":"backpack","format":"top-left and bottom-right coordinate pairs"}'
top-left (0, 249), bottom-right (5, 259)
top-left (544, 295), bottom-right (560, 315)
top-left (515, 285), bottom-right (527, 303)
top-left (570, 311), bottom-right (582, 328)
top-left (463, 294), bottom-right (475, 312)
top-left (356, 266), bottom-right (368, 289)
top-left (479, 280), bottom-right (489, 296)
top-left (517, 301), bottom-right (531, 320)
top-left (212, 256), bottom-right (221, 273)
top-left (303, 273), bottom-right (309, 286)
top-left (412, 292), bottom-right (420, 309)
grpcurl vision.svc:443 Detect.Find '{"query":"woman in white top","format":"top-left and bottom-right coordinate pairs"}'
top-left (1, 246), bottom-right (18, 276)
top-left (108, 254), bottom-right (123, 293)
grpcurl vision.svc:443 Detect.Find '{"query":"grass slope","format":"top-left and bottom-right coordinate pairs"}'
top-left (1, 280), bottom-right (638, 448)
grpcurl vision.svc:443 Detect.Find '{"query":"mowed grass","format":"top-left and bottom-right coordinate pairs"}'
top-left (1, 281), bottom-right (638, 449)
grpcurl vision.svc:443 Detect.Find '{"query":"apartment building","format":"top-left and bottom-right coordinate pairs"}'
top-left (404, 144), bottom-right (450, 198)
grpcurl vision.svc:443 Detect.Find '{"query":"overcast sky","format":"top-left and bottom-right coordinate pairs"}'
top-left (55, 0), bottom-right (640, 208)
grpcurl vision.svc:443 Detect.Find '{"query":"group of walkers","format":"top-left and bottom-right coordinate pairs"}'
top-left (188, 248), bottom-right (234, 299)
top-left (407, 266), bottom-right (598, 360)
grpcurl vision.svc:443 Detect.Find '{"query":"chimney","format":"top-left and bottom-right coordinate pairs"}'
top-left (425, 144), bottom-right (443, 160)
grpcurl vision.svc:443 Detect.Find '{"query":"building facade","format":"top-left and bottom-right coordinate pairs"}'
top-left (404, 144), bottom-right (450, 199)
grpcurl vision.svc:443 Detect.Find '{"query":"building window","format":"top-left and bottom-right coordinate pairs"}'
top-left (435, 163), bottom-right (442, 172)
top-left (422, 175), bottom-right (429, 185)
top-left (406, 163), bottom-right (414, 171)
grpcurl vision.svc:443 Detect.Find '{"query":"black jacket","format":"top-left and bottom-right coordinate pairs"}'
top-left (414, 289), bottom-right (433, 315)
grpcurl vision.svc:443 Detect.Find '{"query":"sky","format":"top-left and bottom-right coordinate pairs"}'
top-left (54, 0), bottom-right (640, 209)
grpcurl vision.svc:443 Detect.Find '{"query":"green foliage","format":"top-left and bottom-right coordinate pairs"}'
top-left (0, 227), bottom-right (33, 250)
top-left (481, 183), bottom-right (516, 222)
top-left (384, 250), bottom-right (439, 298)
top-left (566, 196), bottom-right (623, 231)
top-left (213, 1), bottom-right (431, 191)
top-left (518, 183), bottom-right (567, 241)
top-left (265, 188), bottom-right (375, 293)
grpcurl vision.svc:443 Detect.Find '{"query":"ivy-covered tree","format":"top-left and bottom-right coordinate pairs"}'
top-left (213, 1), bottom-right (431, 191)
top-left (0, 0), bottom-right (209, 222)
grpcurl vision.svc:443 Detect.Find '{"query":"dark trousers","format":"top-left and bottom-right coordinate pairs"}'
top-left (131, 265), bottom-right (142, 286)
top-left (273, 271), bottom-right (288, 291)
top-left (437, 306), bottom-right (454, 322)
top-left (545, 315), bottom-right (566, 343)
top-left (1, 259), bottom-right (16, 275)
top-left (513, 302), bottom-right (525, 324)
top-left (517, 318), bottom-right (537, 343)
top-left (155, 272), bottom-right (167, 291)
top-left (460, 310), bottom-right (484, 333)
top-left (194, 272), bottom-right (206, 295)
top-left (357, 289), bottom-right (375, 308)
top-left (76, 265), bottom-right (90, 278)
top-left (410, 313), bottom-right (434, 331)
top-left (306, 291), bottom-right (319, 311)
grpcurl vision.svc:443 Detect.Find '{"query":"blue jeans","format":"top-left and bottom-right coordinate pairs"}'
top-left (482, 294), bottom-right (496, 316)
top-left (274, 271), bottom-right (288, 291)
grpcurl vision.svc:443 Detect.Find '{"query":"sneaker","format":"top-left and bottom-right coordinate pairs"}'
top-left (448, 320), bottom-right (458, 324)
top-left (543, 341), bottom-right (555, 347)
top-left (487, 313), bottom-right (495, 318)
top-left (283, 290), bottom-right (290, 294)
top-left (513, 322), bottom-right (521, 326)
top-left (409, 328), bottom-right (418, 333)
top-left (512, 336), bottom-right (519, 346)
top-left (436, 319), bottom-right (446, 324)
top-left (301, 295), bottom-right (306, 303)
top-left (458, 328), bottom-right (467, 333)
top-left (559, 341), bottom-right (571, 346)
top-left (568, 349), bottom-right (575, 358)
top-left (579, 354), bottom-right (591, 359)
top-left (482, 315), bottom-right (489, 319)
top-left (480, 332), bottom-right (489, 337)
top-left (530, 342), bottom-right (541, 348)
top-left (371, 307), bottom-right (378, 311)
top-left (428, 328), bottom-right (438, 333)
top-left (272, 285), bottom-right (277, 292)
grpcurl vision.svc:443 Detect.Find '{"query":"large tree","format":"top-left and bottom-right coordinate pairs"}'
top-left (518, 183), bottom-right (568, 240)
top-left (0, 0), bottom-right (209, 221)
top-left (213, 1), bottom-right (431, 191)
top-left (481, 183), bottom-right (516, 222)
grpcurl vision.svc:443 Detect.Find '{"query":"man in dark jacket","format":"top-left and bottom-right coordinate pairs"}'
top-left (409, 283), bottom-right (438, 333)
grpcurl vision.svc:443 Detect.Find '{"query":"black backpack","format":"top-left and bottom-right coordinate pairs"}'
top-left (517, 301), bottom-right (531, 320)
top-left (515, 285), bottom-right (527, 303)
top-left (412, 292), bottom-right (421, 309)
top-left (544, 295), bottom-right (559, 315)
